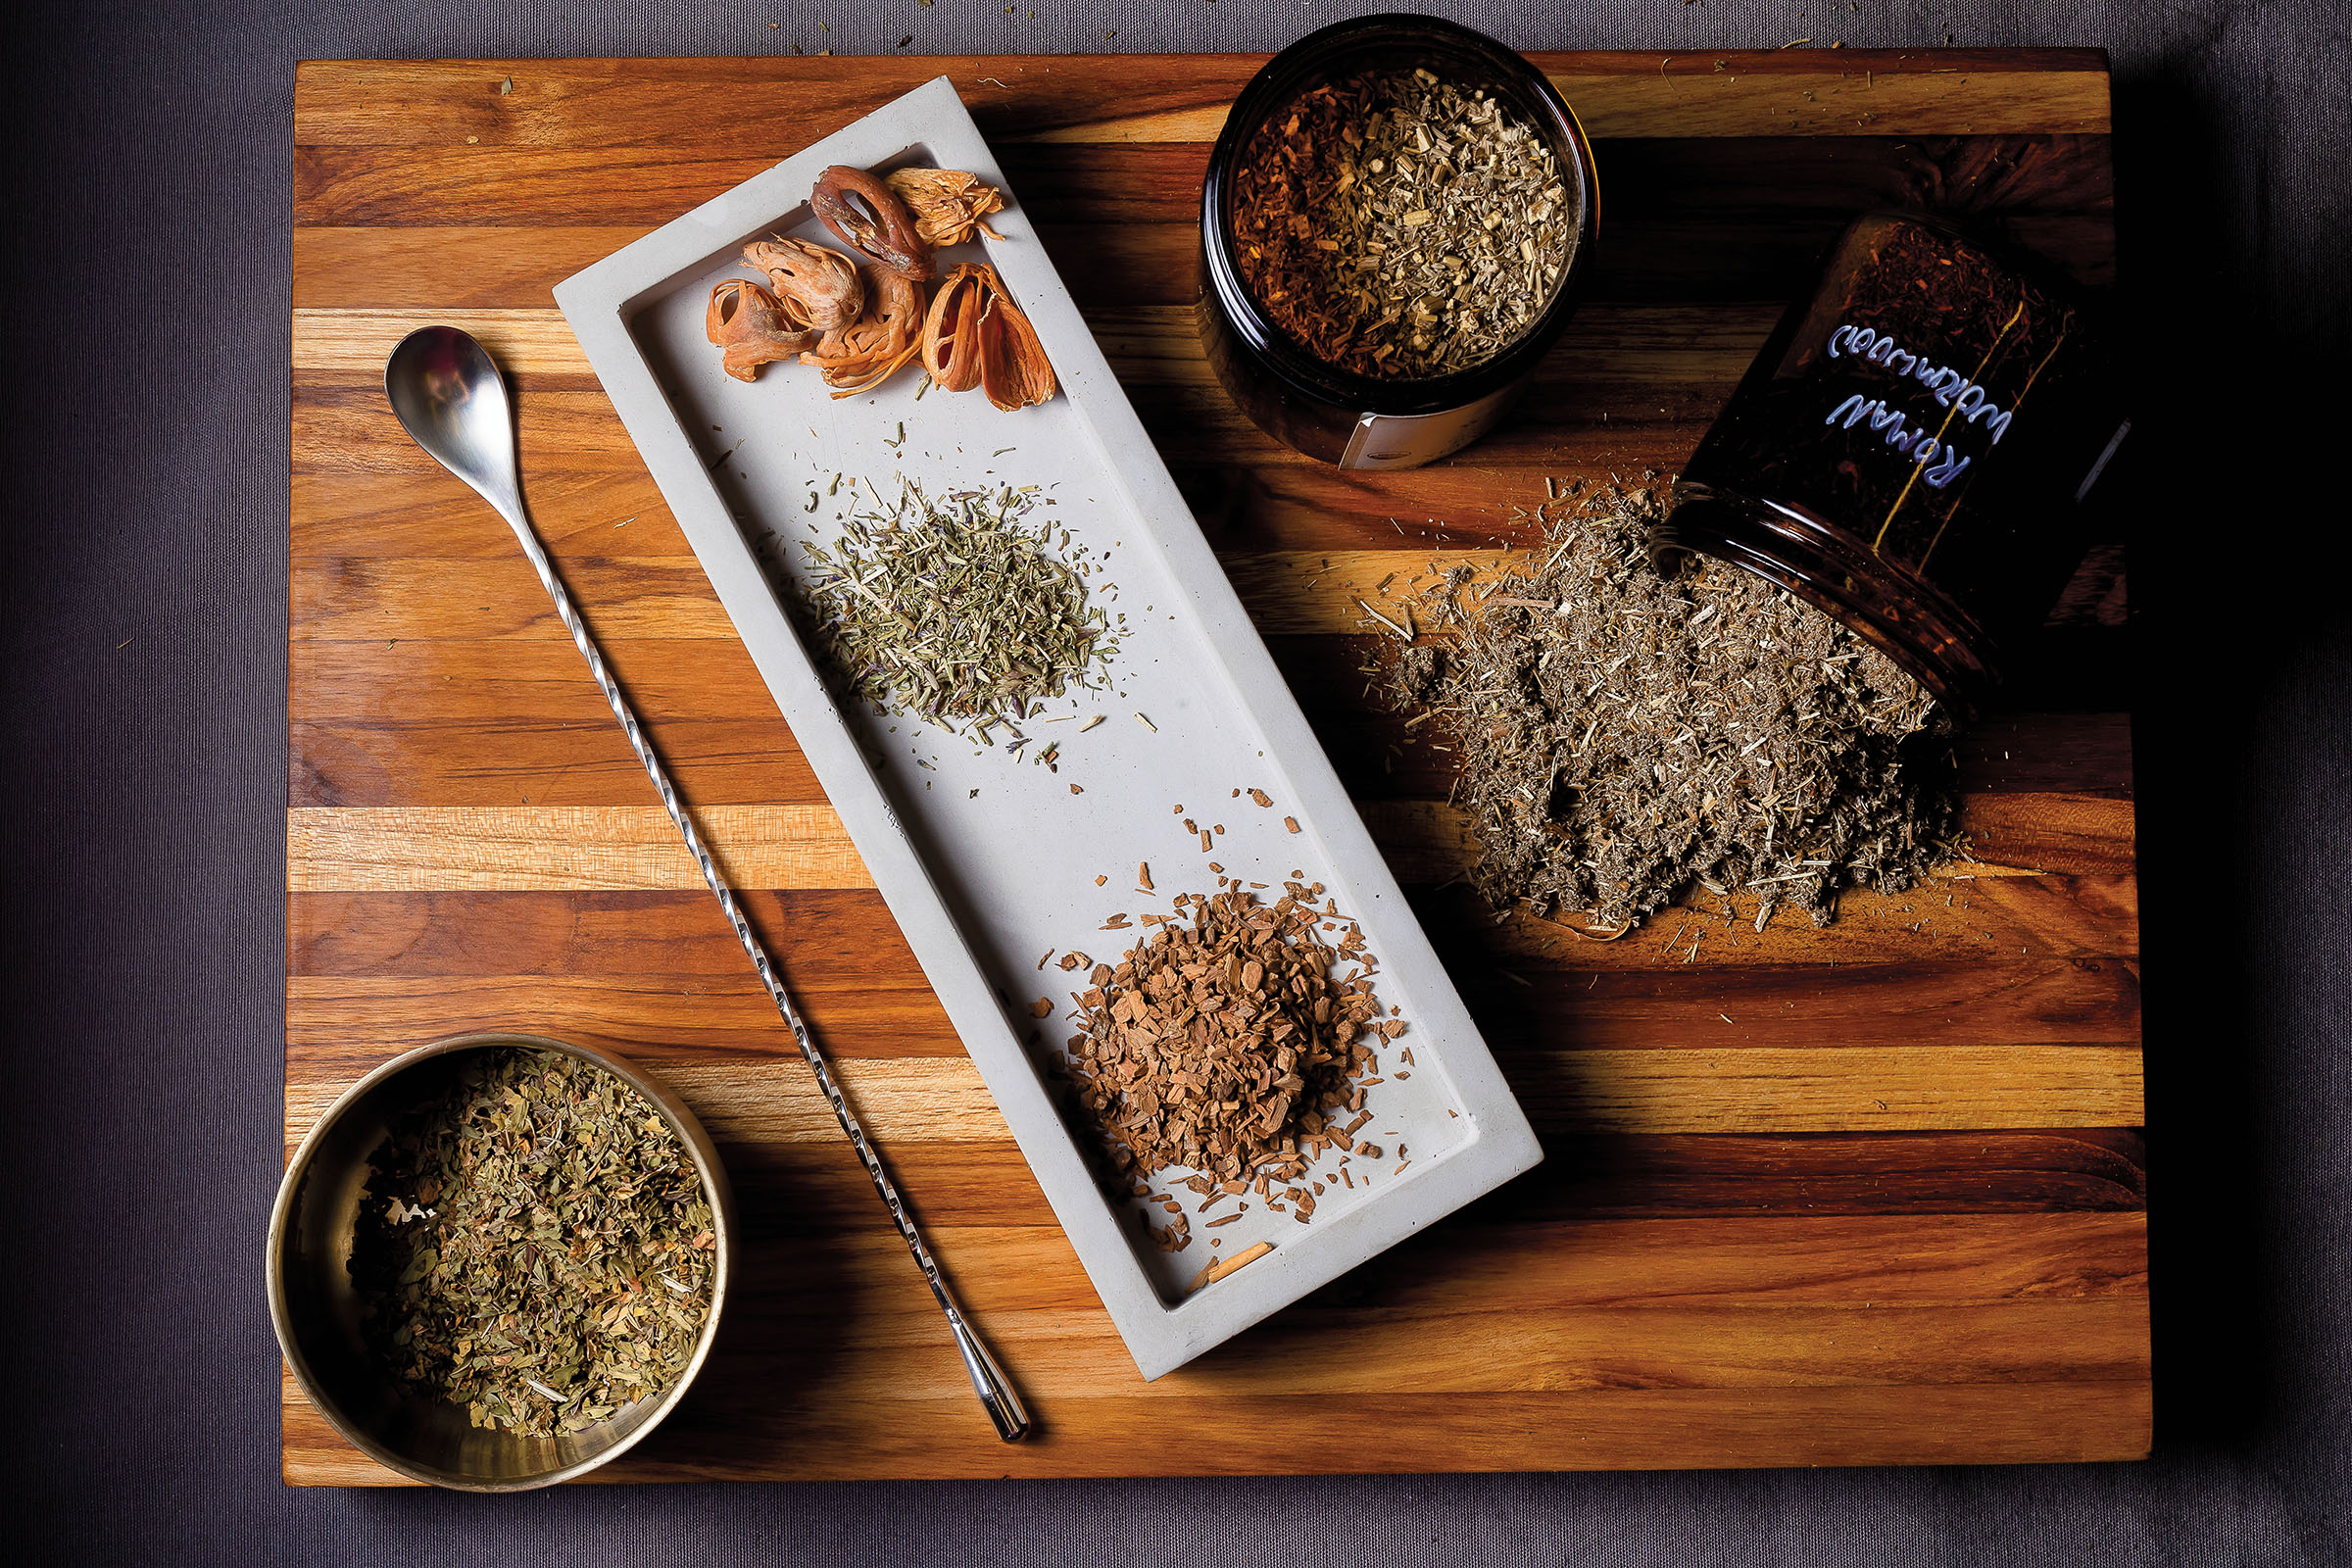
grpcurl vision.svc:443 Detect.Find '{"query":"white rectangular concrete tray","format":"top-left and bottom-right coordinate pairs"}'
top-left (554, 76), bottom-right (1542, 1380)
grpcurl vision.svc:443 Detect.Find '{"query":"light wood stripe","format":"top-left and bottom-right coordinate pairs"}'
top-left (290, 302), bottom-right (1777, 384)
top-left (1525, 1045), bottom-right (2142, 1131)
top-left (283, 1042), bottom-right (2141, 1142)
top-left (1364, 795), bottom-right (2135, 881)
top-left (296, 307), bottom-right (587, 374)
top-left (286, 794), bottom-right (2130, 893)
top-left (284, 1055), bottom-right (996, 1146)
top-left (287, 804), bottom-right (870, 891)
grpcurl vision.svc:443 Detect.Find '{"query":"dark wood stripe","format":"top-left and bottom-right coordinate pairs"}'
top-left (292, 51), bottom-right (2112, 153)
top-left (288, 1378), bottom-right (2153, 1483)
top-left (291, 131), bottom-right (2110, 299)
top-left (659, 1129), bottom-right (2152, 1230)
top-left (288, 881), bottom-right (2136, 987)
top-left (287, 633), bottom-right (2131, 805)
top-left (284, 950), bottom-right (2135, 1061)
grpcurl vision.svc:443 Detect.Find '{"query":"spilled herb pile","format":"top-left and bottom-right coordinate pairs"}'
top-left (793, 480), bottom-right (1121, 749)
top-left (348, 1050), bottom-right (716, 1437)
top-left (1230, 67), bottom-right (1573, 378)
top-left (1381, 487), bottom-right (1965, 931)
top-left (1059, 880), bottom-right (1406, 1249)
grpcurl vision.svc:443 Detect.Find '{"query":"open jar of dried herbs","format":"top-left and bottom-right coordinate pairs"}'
top-left (270, 1032), bottom-right (733, 1489)
top-left (1199, 15), bottom-right (1598, 468)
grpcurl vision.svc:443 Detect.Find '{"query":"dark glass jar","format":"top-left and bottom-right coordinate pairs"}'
top-left (1198, 14), bottom-right (1600, 469)
top-left (1654, 213), bottom-right (2130, 715)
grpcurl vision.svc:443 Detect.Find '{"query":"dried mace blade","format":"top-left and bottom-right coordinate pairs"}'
top-left (920, 264), bottom-right (989, 392)
top-left (979, 281), bottom-right (1055, 411)
top-left (742, 237), bottom-right (863, 339)
top-left (883, 167), bottom-right (1010, 248)
top-left (705, 278), bottom-right (814, 382)
top-left (919, 264), bottom-right (1056, 412)
top-left (805, 261), bottom-right (926, 397)
top-left (811, 164), bottom-right (932, 281)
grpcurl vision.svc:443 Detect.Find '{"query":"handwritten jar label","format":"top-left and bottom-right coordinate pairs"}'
top-left (1820, 319), bottom-right (2023, 487)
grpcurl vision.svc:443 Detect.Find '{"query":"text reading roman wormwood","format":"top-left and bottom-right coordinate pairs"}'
top-left (1821, 321), bottom-right (2019, 488)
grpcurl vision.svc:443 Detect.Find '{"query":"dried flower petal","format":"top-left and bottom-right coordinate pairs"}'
top-left (883, 166), bottom-right (1010, 248)
top-left (743, 237), bottom-right (863, 337)
top-left (705, 278), bottom-right (814, 382)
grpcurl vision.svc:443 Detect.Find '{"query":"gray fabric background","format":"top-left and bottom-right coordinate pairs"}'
top-left (5, 2), bottom-right (2345, 1563)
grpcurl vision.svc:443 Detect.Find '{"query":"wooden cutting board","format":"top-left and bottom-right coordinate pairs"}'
top-left (286, 49), bottom-right (2144, 1481)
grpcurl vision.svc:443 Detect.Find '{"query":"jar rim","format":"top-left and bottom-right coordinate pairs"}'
top-left (1655, 481), bottom-right (2001, 715)
top-left (1199, 14), bottom-right (1601, 416)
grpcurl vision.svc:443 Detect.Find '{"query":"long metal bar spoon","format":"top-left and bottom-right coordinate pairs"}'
top-left (384, 325), bottom-right (1030, 1443)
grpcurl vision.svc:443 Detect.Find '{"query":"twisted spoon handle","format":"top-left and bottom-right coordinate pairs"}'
top-left (488, 491), bottom-right (1030, 1444)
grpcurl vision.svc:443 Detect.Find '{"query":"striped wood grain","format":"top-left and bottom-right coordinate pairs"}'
top-left (287, 51), bottom-right (2144, 1482)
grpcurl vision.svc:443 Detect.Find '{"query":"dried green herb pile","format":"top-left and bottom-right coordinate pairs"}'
top-left (793, 481), bottom-right (1120, 751)
top-left (1383, 488), bottom-right (1964, 930)
top-left (1230, 67), bottom-right (1573, 378)
top-left (348, 1050), bottom-right (716, 1437)
top-left (1061, 882), bottom-right (1406, 1244)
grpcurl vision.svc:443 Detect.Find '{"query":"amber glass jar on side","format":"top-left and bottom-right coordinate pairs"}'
top-left (1198, 14), bottom-right (1599, 469)
top-left (1654, 213), bottom-right (2130, 716)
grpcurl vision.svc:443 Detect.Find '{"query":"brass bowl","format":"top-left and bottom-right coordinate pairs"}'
top-left (268, 1032), bottom-right (734, 1491)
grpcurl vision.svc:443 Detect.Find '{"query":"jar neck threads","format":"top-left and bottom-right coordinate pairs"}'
top-left (1653, 483), bottom-right (1998, 714)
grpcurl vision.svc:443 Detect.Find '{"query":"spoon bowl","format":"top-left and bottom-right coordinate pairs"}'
top-left (384, 325), bottom-right (525, 518)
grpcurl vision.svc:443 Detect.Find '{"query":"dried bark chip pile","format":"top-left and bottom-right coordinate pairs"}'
top-left (1061, 882), bottom-right (1402, 1239)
